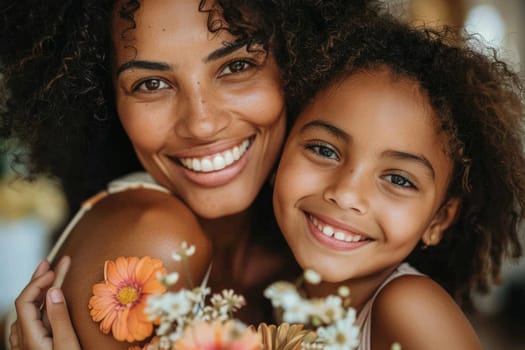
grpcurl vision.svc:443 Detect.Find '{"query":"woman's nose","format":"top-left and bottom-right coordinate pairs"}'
top-left (174, 83), bottom-right (230, 140)
top-left (323, 170), bottom-right (369, 214)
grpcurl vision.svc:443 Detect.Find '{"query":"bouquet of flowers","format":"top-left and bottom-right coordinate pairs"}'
top-left (88, 242), bottom-right (362, 350)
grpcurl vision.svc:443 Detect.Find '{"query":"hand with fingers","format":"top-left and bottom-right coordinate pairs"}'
top-left (9, 256), bottom-right (81, 350)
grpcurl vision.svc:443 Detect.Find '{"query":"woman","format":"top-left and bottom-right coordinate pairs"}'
top-left (1, 0), bottom-right (379, 349)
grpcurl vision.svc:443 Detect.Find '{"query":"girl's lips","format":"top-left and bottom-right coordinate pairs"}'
top-left (305, 212), bottom-right (371, 251)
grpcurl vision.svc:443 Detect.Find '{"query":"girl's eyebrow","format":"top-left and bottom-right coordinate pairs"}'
top-left (116, 60), bottom-right (171, 77)
top-left (299, 120), bottom-right (436, 179)
top-left (299, 120), bottom-right (350, 142)
top-left (381, 150), bottom-right (435, 179)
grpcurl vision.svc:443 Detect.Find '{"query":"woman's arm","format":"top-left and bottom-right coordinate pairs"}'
top-left (58, 188), bottom-right (212, 349)
top-left (13, 188), bottom-right (212, 350)
top-left (371, 275), bottom-right (483, 350)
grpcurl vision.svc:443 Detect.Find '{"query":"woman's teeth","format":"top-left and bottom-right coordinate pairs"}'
top-left (180, 139), bottom-right (250, 172)
top-left (309, 214), bottom-right (366, 242)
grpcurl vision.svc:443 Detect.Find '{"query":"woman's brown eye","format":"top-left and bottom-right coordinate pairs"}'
top-left (144, 79), bottom-right (161, 90)
top-left (229, 61), bottom-right (247, 73)
top-left (135, 78), bottom-right (169, 92)
top-left (221, 60), bottom-right (253, 76)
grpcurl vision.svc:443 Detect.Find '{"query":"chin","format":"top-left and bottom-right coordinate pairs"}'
top-left (194, 199), bottom-right (252, 219)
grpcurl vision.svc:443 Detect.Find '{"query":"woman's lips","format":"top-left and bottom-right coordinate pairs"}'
top-left (178, 138), bottom-right (251, 172)
top-left (168, 137), bottom-right (253, 188)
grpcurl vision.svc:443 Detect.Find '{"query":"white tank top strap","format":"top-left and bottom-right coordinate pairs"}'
top-left (355, 263), bottom-right (424, 350)
top-left (46, 172), bottom-right (170, 262)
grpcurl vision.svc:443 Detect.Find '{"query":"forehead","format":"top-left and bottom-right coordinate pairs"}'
top-left (112, 0), bottom-right (236, 63)
top-left (302, 68), bottom-right (434, 125)
top-left (297, 68), bottom-right (451, 163)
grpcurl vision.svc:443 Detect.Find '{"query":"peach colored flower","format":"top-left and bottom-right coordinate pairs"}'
top-left (175, 320), bottom-right (262, 350)
top-left (89, 256), bottom-right (167, 342)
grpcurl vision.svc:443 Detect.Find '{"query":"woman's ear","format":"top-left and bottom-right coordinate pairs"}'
top-left (422, 197), bottom-right (461, 247)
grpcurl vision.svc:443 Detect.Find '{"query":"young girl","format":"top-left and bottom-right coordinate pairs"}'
top-left (273, 14), bottom-right (525, 349)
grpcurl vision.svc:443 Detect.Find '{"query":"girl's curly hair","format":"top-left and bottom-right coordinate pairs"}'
top-left (287, 13), bottom-right (525, 309)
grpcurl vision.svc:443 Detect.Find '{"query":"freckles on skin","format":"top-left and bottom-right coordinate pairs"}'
top-left (110, 0), bottom-right (287, 218)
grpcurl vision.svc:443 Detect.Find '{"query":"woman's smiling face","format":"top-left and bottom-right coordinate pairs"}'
top-left (112, 0), bottom-right (286, 219)
top-left (273, 68), bottom-right (458, 284)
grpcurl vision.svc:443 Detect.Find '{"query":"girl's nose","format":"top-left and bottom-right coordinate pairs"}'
top-left (323, 170), bottom-right (369, 214)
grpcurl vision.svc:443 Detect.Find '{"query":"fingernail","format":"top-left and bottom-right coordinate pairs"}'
top-left (49, 288), bottom-right (64, 304)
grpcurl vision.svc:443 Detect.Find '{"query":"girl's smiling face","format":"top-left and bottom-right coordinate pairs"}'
top-left (273, 68), bottom-right (459, 284)
top-left (113, 0), bottom-right (286, 219)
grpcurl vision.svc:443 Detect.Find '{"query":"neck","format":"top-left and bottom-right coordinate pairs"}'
top-left (198, 210), bottom-right (252, 250)
top-left (198, 209), bottom-right (253, 283)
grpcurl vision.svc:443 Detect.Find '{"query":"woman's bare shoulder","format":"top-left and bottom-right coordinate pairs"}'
top-left (370, 275), bottom-right (483, 350)
top-left (55, 188), bottom-right (211, 349)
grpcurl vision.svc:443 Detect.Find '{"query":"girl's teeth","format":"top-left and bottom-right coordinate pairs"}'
top-left (181, 139), bottom-right (250, 172)
top-left (322, 226), bottom-right (334, 236)
top-left (334, 232), bottom-right (346, 241)
top-left (309, 214), bottom-right (365, 242)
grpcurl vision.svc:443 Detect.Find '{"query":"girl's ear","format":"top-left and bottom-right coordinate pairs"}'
top-left (422, 197), bottom-right (461, 247)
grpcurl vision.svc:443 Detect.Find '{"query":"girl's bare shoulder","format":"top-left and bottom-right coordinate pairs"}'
top-left (56, 188), bottom-right (211, 349)
top-left (370, 275), bottom-right (483, 350)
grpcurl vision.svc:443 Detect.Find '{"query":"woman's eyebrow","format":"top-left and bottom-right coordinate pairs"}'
top-left (204, 39), bottom-right (248, 63)
top-left (116, 60), bottom-right (171, 77)
top-left (299, 120), bottom-right (350, 142)
top-left (381, 150), bottom-right (435, 179)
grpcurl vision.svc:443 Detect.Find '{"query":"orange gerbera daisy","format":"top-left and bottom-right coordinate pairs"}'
top-left (89, 256), bottom-right (167, 342)
top-left (175, 320), bottom-right (262, 350)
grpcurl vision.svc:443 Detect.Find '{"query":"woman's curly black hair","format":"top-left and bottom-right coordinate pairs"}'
top-left (0, 0), bottom-right (378, 205)
top-left (286, 12), bottom-right (525, 309)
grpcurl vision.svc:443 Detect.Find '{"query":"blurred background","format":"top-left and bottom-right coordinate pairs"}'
top-left (0, 0), bottom-right (524, 349)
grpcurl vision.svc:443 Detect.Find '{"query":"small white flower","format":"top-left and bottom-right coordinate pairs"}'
top-left (159, 290), bottom-right (194, 319)
top-left (264, 281), bottom-right (300, 307)
top-left (172, 241), bottom-right (196, 261)
top-left (317, 295), bottom-right (345, 324)
top-left (304, 269), bottom-right (322, 284)
top-left (337, 285), bottom-right (350, 298)
top-left (157, 272), bottom-right (179, 286)
top-left (391, 342), bottom-right (402, 350)
top-left (282, 299), bottom-right (311, 324)
top-left (316, 308), bottom-right (359, 350)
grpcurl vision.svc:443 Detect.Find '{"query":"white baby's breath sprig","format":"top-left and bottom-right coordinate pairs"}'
top-left (314, 308), bottom-right (359, 350)
top-left (144, 241), bottom-right (256, 349)
top-left (171, 241), bottom-right (196, 261)
top-left (304, 269), bottom-right (322, 284)
top-left (144, 243), bottom-right (363, 350)
top-left (171, 241), bottom-right (197, 287)
top-left (264, 268), bottom-right (360, 350)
